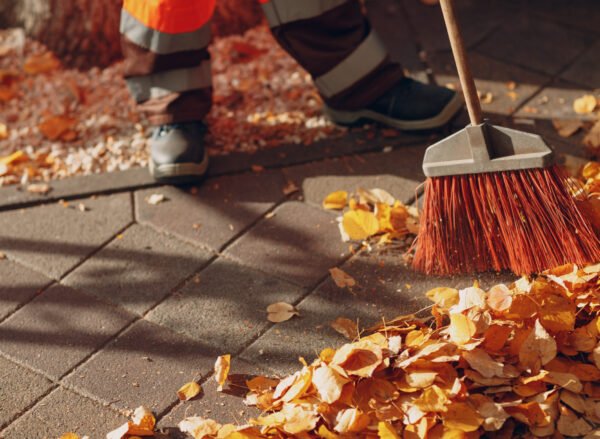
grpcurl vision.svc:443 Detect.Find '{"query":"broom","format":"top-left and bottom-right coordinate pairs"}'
top-left (412, 0), bottom-right (600, 275)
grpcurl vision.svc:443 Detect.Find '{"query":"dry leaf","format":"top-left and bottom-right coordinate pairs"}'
top-left (215, 355), bottom-right (231, 391)
top-left (583, 120), bottom-right (600, 149)
top-left (330, 317), bottom-right (359, 340)
top-left (426, 287), bottom-right (459, 310)
top-left (266, 302), bottom-right (298, 323)
top-left (342, 209), bottom-right (379, 240)
top-left (282, 181), bottom-right (299, 195)
top-left (448, 313), bottom-right (476, 345)
top-left (146, 193), bottom-right (166, 205)
top-left (573, 95), bottom-right (597, 114)
top-left (24, 52), bottom-right (60, 74)
top-left (443, 402), bottom-right (483, 432)
top-left (557, 406), bottom-right (593, 436)
top-left (312, 364), bottom-right (348, 403)
top-left (38, 115), bottom-right (77, 141)
top-left (334, 408), bottom-right (371, 433)
top-left (177, 381), bottom-right (201, 401)
top-left (322, 190), bottom-right (348, 210)
top-left (179, 417), bottom-right (221, 439)
top-left (0, 123), bottom-right (7, 140)
top-left (377, 421), bottom-right (400, 439)
top-left (463, 348), bottom-right (504, 378)
top-left (27, 183), bottom-right (50, 194)
top-left (519, 320), bottom-right (557, 372)
top-left (59, 434), bottom-right (80, 439)
top-left (332, 339), bottom-right (383, 377)
top-left (552, 119), bottom-right (583, 137)
top-left (106, 406), bottom-right (155, 439)
top-left (329, 267), bottom-right (356, 288)
top-left (486, 284), bottom-right (513, 312)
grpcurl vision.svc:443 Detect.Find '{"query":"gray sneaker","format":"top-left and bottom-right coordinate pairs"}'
top-left (323, 78), bottom-right (463, 131)
top-left (149, 121), bottom-right (209, 183)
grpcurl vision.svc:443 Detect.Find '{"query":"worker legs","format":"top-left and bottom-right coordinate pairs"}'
top-left (120, 0), bottom-right (215, 125)
top-left (120, 0), bottom-right (403, 124)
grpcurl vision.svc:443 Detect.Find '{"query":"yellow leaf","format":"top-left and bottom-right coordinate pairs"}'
top-left (342, 209), bottom-right (379, 240)
top-left (378, 421), bottom-right (400, 439)
top-left (486, 284), bottom-right (512, 312)
top-left (59, 434), bottom-right (80, 439)
top-left (329, 267), bottom-right (356, 288)
top-left (426, 287), bottom-right (459, 310)
top-left (312, 364), bottom-right (348, 403)
top-left (280, 368), bottom-right (312, 402)
top-left (538, 293), bottom-right (575, 333)
top-left (573, 94), bottom-right (597, 114)
top-left (448, 313), bottom-right (476, 345)
top-left (405, 371), bottom-right (438, 388)
top-left (322, 191), bottom-right (348, 210)
top-left (413, 385), bottom-right (449, 413)
top-left (177, 381), bottom-right (201, 401)
top-left (334, 408), bottom-right (370, 433)
top-left (443, 403), bottom-right (483, 432)
top-left (319, 347), bottom-right (336, 363)
top-left (317, 424), bottom-right (339, 438)
top-left (519, 320), bottom-right (557, 372)
top-left (330, 317), bottom-right (359, 340)
top-left (179, 417), bottom-right (222, 439)
top-left (215, 355), bottom-right (231, 391)
top-left (266, 302), bottom-right (298, 323)
top-left (280, 403), bottom-right (319, 434)
top-left (332, 339), bottom-right (383, 377)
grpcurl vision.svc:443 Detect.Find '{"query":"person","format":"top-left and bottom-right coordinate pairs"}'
top-left (120, 0), bottom-right (462, 182)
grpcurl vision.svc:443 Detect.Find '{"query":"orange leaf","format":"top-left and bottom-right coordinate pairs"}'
top-left (448, 313), bottom-right (476, 345)
top-left (215, 354), bottom-right (231, 391)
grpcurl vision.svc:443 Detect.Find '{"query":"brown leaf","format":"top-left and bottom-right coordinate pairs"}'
top-left (266, 302), bottom-right (298, 323)
top-left (27, 183), bottom-right (51, 194)
top-left (552, 119), bottom-right (583, 137)
top-left (330, 317), bottom-right (359, 340)
top-left (23, 52), bottom-right (60, 74)
top-left (179, 417), bottom-right (221, 439)
top-left (329, 267), bottom-right (356, 288)
top-left (519, 320), bottom-right (557, 372)
top-left (38, 115), bottom-right (77, 141)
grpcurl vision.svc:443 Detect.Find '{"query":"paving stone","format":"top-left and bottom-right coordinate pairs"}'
top-left (0, 356), bottom-right (54, 430)
top-left (147, 258), bottom-right (306, 354)
top-left (282, 146), bottom-right (428, 207)
top-left (0, 387), bottom-right (126, 439)
top-left (158, 359), bottom-right (267, 434)
top-left (224, 201), bottom-right (350, 288)
top-left (561, 41), bottom-right (600, 89)
top-left (402, 0), bottom-right (512, 52)
top-left (526, 0), bottom-right (600, 34)
top-left (0, 167), bottom-right (156, 211)
top-left (428, 51), bottom-right (549, 116)
top-left (0, 259), bottom-right (52, 322)
top-left (136, 171), bottom-right (287, 252)
top-left (477, 16), bottom-right (592, 75)
top-left (0, 284), bottom-right (134, 380)
top-left (62, 224), bottom-right (213, 316)
top-left (514, 80), bottom-right (598, 122)
top-left (241, 252), bottom-right (516, 375)
top-left (65, 319), bottom-right (217, 415)
top-left (0, 193), bottom-right (132, 280)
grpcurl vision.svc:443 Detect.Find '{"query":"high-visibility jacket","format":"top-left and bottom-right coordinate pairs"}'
top-left (120, 0), bottom-right (403, 125)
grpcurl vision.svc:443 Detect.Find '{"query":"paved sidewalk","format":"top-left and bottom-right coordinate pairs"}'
top-left (1, 0), bottom-right (599, 437)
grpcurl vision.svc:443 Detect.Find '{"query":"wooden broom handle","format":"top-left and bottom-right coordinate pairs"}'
top-left (439, 0), bottom-right (482, 125)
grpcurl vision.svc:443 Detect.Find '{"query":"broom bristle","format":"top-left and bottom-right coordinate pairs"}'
top-left (412, 165), bottom-right (600, 275)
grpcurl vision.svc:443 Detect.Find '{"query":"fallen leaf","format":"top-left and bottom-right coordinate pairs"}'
top-left (329, 267), bottom-right (356, 288)
top-left (519, 320), bottom-right (557, 372)
top-left (480, 92), bottom-right (494, 104)
top-left (27, 183), bottom-right (50, 194)
top-left (106, 406), bottom-right (155, 439)
top-left (583, 120), bottom-right (600, 149)
top-left (486, 284), bottom-right (513, 312)
top-left (179, 417), bottom-right (221, 439)
top-left (334, 408), bottom-right (371, 433)
top-left (463, 348), bottom-right (505, 378)
top-left (443, 402), bottom-right (484, 432)
top-left (38, 115), bottom-right (77, 141)
top-left (552, 119), bottom-right (583, 137)
top-left (413, 385), bottom-right (449, 412)
top-left (282, 181), bottom-right (299, 196)
top-left (59, 434), bottom-right (80, 439)
top-left (332, 339), bottom-right (383, 377)
top-left (177, 381), bottom-right (201, 401)
top-left (322, 190), bottom-right (348, 210)
top-left (0, 123), bottom-right (7, 140)
top-left (377, 421), bottom-right (400, 439)
top-left (342, 209), bottom-right (379, 240)
top-left (573, 95), bottom-right (597, 114)
top-left (330, 317), bottom-right (359, 340)
top-left (23, 51), bottom-right (60, 74)
top-left (146, 193), bottom-right (166, 205)
top-left (426, 287), bottom-right (459, 310)
top-left (312, 364), bottom-right (348, 403)
top-left (557, 406), bottom-right (593, 436)
top-left (448, 313), bottom-right (476, 345)
top-left (215, 355), bottom-right (231, 391)
top-left (266, 302), bottom-right (298, 323)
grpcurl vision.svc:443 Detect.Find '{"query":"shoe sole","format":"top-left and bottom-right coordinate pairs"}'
top-left (149, 150), bottom-right (209, 184)
top-left (323, 93), bottom-right (464, 131)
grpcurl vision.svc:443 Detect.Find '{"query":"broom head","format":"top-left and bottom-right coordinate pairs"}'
top-left (413, 122), bottom-right (600, 275)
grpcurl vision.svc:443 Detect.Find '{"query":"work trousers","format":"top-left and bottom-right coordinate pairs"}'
top-left (120, 0), bottom-right (404, 125)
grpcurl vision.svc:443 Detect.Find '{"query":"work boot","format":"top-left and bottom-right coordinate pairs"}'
top-left (149, 121), bottom-right (209, 183)
top-left (323, 77), bottom-right (463, 131)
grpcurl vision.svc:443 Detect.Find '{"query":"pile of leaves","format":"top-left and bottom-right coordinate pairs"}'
top-left (322, 188), bottom-right (419, 247)
top-left (66, 262), bottom-right (600, 439)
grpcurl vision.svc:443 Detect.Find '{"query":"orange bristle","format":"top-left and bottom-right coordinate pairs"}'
top-left (412, 165), bottom-right (600, 275)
